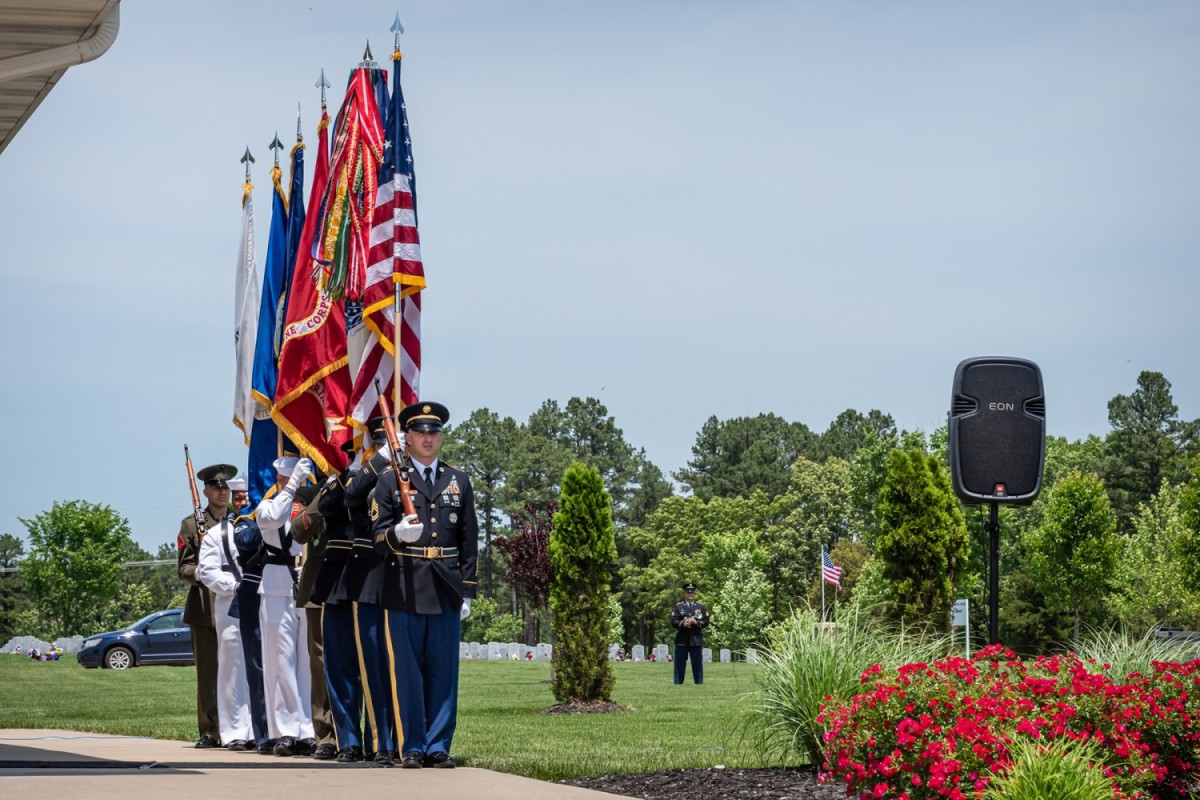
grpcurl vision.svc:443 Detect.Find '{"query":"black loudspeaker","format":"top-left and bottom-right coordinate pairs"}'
top-left (948, 357), bottom-right (1045, 505)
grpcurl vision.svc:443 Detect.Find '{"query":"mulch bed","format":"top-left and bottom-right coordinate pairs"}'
top-left (561, 766), bottom-right (847, 799)
top-left (540, 700), bottom-right (629, 714)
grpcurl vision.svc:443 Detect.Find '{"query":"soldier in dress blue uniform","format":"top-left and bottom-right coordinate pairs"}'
top-left (370, 401), bottom-right (478, 769)
top-left (337, 418), bottom-right (399, 764)
top-left (309, 438), bottom-right (373, 763)
top-left (671, 582), bottom-right (710, 685)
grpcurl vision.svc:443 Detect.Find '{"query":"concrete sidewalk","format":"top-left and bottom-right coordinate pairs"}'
top-left (0, 729), bottom-right (624, 799)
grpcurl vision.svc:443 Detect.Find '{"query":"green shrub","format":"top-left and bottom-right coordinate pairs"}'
top-left (983, 732), bottom-right (1115, 800)
top-left (549, 463), bottom-right (617, 703)
top-left (1074, 624), bottom-right (1200, 680)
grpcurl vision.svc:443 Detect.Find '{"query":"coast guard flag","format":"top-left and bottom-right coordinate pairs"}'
top-left (350, 47), bottom-right (426, 434)
top-left (232, 177), bottom-right (259, 443)
top-left (272, 109), bottom-right (352, 476)
top-left (821, 550), bottom-right (843, 590)
top-left (247, 164), bottom-right (292, 505)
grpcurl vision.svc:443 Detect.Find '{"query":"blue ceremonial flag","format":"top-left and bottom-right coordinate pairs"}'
top-left (279, 137), bottom-right (306, 343)
top-left (247, 162), bottom-right (291, 505)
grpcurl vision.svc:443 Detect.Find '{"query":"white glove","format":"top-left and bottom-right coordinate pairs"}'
top-left (460, 598), bottom-right (472, 621)
top-left (286, 458), bottom-right (314, 491)
top-left (392, 514), bottom-right (423, 544)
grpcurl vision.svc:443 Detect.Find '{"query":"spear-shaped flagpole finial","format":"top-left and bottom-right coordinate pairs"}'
top-left (296, 103), bottom-right (303, 142)
top-left (269, 133), bottom-right (284, 166)
top-left (359, 41), bottom-right (378, 68)
top-left (241, 147), bottom-right (255, 181)
top-left (391, 12), bottom-right (404, 51)
top-left (316, 68), bottom-right (330, 108)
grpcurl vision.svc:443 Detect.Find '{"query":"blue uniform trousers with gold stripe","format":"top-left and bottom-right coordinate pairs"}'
top-left (322, 603), bottom-right (369, 751)
top-left (386, 593), bottom-right (460, 757)
top-left (353, 602), bottom-right (395, 755)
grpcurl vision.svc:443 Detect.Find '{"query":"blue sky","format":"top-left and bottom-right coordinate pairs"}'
top-left (1, 1), bottom-right (1197, 551)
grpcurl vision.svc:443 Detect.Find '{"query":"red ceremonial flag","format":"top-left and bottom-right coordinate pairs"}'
top-left (350, 47), bottom-right (425, 433)
top-left (271, 110), bottom-right (352, 475)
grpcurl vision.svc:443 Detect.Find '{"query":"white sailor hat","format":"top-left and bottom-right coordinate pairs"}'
top-left (272, 456), bottom-right (300, 477)
top-left (226, 476), bottom-right (247, 492)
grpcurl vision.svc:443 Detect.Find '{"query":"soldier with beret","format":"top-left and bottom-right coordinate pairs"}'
top-left (337, 417), bottom-right (399, 764)
top-left (178, 463), bottom-right (237, 748)
top-left (371, 401), bottom-right (478, 769)
top-left (671, 582), bottom-right (710, 685)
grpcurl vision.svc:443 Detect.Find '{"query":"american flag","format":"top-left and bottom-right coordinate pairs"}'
top-left (822, 550), bottom-right (843, 590)
top-left (350, 47), bottom-right (425, 433)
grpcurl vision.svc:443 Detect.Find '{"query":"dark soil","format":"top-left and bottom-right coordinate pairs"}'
top-left (540, 700), bottom-right (629, 714)
top-left (562, 766), bottom-right (847, 799)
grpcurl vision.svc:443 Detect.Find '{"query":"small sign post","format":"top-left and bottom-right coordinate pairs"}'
top-left (951, 598), bottom-right (970, 659)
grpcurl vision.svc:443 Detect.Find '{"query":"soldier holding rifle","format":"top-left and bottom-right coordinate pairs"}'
top-left (370, 400), bottom-right (478, 769)
top-left (178, 451), bottom-right (238, 748)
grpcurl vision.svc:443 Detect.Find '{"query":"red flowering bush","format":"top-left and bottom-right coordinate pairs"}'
top-left (819, 645), bottom-right (1200, 799)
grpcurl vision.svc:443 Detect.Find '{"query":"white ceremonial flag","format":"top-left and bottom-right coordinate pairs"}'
top-left (233, 180), bottom-right (260, 443)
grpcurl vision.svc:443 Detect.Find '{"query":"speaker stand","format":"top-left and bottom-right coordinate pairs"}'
top-left (986, 502), bottom-right (1000, 645)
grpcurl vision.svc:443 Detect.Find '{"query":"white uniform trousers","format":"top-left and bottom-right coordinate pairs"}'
top-left (212, 592), bottom-right (252, 743)
top-left (259, 593), bottom-right (315, 740)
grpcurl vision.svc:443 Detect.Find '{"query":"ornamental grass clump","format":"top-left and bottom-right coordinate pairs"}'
top-left (818, 645), bottom-right (1200, 800)
top-left (1074, 625), bottom-right (1200, 681)
top-left (749, 604), bottom-right (951, 767)
top-left (981, 736), bottom-right (1115, 800)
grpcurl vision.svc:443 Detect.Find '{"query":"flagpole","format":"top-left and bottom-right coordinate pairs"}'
top-left (390, 14), bottom-right (405, 412)
top-left (820, 549), bottom-right (826, 622)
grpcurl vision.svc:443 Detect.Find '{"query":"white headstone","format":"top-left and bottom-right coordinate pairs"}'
top-left (537, 643), bottom-right (552, 661)
top-left (702, 648), bottom-right (712, 663)
top-left (608, 644), bottom-right (620, 660)
top-left (632, 644), bottom-right (645, 662)
top-left (745, 648), bottom-right (758, 665)
top-left (460, 642), bottom-right (469, 660)
top-left (507, 642), bottom-right (520, 660)
top-left (720, 649), bottom-right (731, 663)
top-left (654, 644), bottom-right (670, 662)
top-left (488, 642), bottom-right (501, 661)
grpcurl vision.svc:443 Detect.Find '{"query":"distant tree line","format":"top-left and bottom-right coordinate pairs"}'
top-left (3, 370), bottom-right (1197, 656)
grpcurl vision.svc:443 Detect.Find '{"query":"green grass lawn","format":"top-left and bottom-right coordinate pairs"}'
top-left (0, 655), bottom-right (788, 780)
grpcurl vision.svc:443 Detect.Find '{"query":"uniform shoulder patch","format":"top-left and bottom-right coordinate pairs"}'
top-left (369, 497), bottom-right (380, 522)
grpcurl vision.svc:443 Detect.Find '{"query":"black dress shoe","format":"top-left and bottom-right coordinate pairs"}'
top-left (294, 737), bottom-right (317, 757)
top-left (399, 751), bottom-right (425, 768)
top-left (194, 734), bottom-right (220, 749)
top-left (225, 739), bottom-right (251, 751)
top-left (312, 743), bottom-right (337, 760)
top-left (335, 745), bottom-right (364, 763)
top-left (373, 749), bottom-right (395, 766)
top-left (257, 739), bottom-right (277, 755)
top-left (273, 736), bottom-right (296, 757)
top-left (423, 751), bottom-right (456, 769)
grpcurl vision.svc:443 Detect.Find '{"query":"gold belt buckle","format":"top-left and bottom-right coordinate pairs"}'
top-left (424, 546), bottom-right (439, 559)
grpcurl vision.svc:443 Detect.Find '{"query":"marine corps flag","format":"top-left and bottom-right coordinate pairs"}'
top-left (272, 108), bottom-right (352, 475)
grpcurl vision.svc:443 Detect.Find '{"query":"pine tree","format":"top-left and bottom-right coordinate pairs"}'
top-left (876, 448), bottom-right (969, 627)
top-left (549, 462), bottom-right (617, 703)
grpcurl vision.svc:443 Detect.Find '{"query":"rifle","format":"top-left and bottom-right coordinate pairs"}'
top-left (374, 379), bottom-right (417, 518)
top-left (183, 444), bottom-right (207, 541)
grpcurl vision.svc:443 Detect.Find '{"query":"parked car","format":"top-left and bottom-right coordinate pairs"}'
top-left (77, 609), bottom-right (193, 670)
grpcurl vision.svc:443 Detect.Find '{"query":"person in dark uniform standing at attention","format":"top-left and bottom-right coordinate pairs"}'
top-left (371, 401), bottom-right (478, 769)
top-left (671, 582), bottom-right (709, 685)
top-left (178, 463), bottom-right (238, 747)
top-left (341, 417), bottom-right (400, 764)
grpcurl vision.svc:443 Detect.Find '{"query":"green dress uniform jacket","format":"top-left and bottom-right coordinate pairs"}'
top-left (178, 505), bottom-right (223, 742)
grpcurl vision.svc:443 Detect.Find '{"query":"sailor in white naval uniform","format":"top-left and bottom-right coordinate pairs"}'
top-left (253, 456), bottom-right (316, 756)
top-left (196, 495), bottom-right (253, 749)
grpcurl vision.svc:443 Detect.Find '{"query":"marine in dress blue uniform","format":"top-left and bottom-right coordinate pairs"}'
top-left (370, 401), bottom-right (478, 769)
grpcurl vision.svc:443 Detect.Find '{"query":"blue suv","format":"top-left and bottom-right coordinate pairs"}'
top-left (76, 609), bottom-right (193, 670)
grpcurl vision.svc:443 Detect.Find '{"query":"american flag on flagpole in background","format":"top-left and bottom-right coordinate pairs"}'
top-left (350, 44), bottom-right (425, 434)
top-left (822, 550), bottom-right (843, 590)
